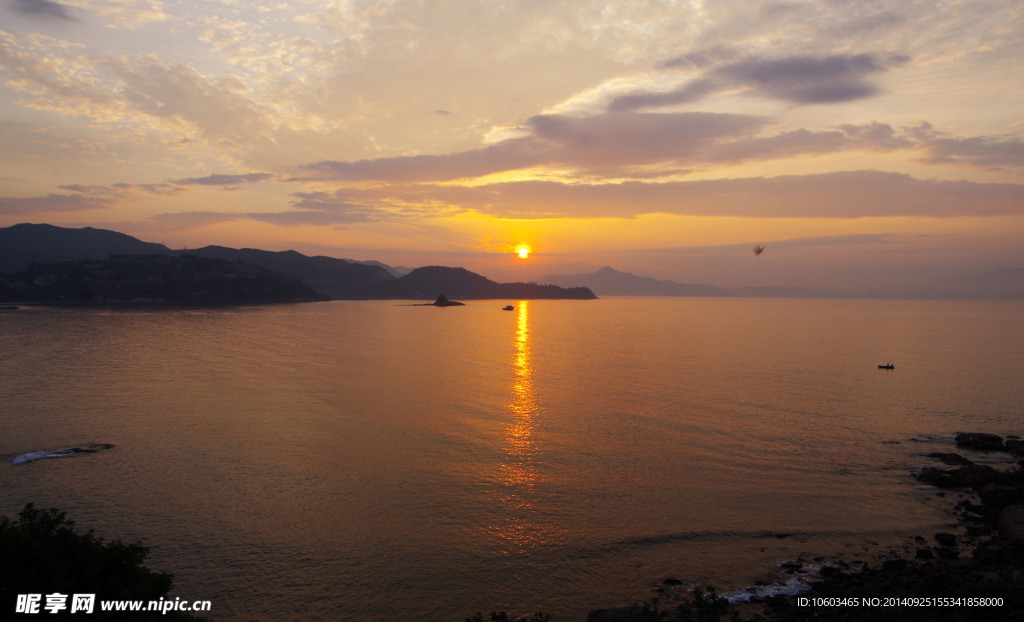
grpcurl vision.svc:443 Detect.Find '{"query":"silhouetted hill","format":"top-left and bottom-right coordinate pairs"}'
top-left (0, 224), bottom-right (398, 299)
top-left (0, 223), bottom-right (170, 272)
top-left (181, 246), bottom-right (395, 299)
top-left (0, 224), bottom-right (595, 301)
top-left (385, 266), bottom-right (597, 300)
top-left (352, 259), bottom-right (411, 277)
top-left (540, 266), bottom-right (727, 297)
top-left (0, 254), bottom-right (324, 305)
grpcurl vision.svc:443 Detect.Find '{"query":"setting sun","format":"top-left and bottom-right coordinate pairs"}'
top-left (516, 247), bottom-right (531, 259)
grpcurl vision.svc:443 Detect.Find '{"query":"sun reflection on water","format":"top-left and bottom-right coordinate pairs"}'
top-left (493, 301), bottom-right (563, 556)
top-left (504, 302), bottom-right (538, 490)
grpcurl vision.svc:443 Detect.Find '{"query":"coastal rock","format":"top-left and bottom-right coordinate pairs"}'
top-left (594, 430), bottom-right (1024, 622)
top-left (819, 565), bottom-right (843, 578)
top-left (956, 432), bottom-right (1005, 451)
top-left (431, 294), bottom-right (464, 307)
top-left (972, 541), bottom-right (1007, 565)
top-left (1006, 439), bottom-right (1024, 456)
top-left (926, 452), bottom-right (975, 466)
top-left (955, 500), bottom-right (990, 523)
top-left (997, 505), bottom-right (1024, 540)
top-left (917, 464), bottom-right (999, 488)
top-left (978, 483), bottom-right (1024, 514)
top-left (934, 532), bottom-right (957, 547)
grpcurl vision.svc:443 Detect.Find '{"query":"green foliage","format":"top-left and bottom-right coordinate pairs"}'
top-left (0, 504), bottom-right (207, 621)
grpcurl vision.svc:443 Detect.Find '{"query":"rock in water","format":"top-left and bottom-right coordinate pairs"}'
top-left (998, 505), bottom-right (1024, 540)
top-left (926, 452), bottom-right (974, 465)
top-left (917, 464), bottom-right (999, 488)
top-left (431, 294), bottom-right (464, 306)
top-left (955, 432), bottom-right (1004, 451)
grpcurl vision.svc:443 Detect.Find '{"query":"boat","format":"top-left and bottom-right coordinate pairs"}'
top-left (502, 305), bottom-right (514, 311)
top-left (878, 363), bottom-right (895, 369)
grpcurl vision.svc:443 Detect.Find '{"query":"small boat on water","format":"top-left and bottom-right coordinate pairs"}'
top-left (502, 305), bottom-right (514, 311)
top-left (878, 363), bottom-right (895, 369)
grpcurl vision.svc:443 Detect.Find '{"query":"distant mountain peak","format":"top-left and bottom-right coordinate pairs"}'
top-left (595, 265), bottom-right (632, 277)
top-left (540, 266), bottom-right (726, 297)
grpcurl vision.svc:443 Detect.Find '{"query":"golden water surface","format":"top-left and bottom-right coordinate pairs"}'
top-left (2, 298), bottom-right (1023, 620)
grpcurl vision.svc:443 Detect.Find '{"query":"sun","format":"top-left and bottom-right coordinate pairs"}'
top-left (516, 246), bottom-right (531, 259)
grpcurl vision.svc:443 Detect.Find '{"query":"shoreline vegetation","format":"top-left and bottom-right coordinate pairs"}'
top-left (0, 504), bottom-right (209, 621)
top-left (473, 432), bottom-right (1024, 622)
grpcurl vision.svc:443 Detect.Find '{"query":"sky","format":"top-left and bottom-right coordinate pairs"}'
top-left (1, 0), bottom-right (1022, 291)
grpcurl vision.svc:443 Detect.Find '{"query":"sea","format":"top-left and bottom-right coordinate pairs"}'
top-left (2, 297), bottom-right (1023, 621)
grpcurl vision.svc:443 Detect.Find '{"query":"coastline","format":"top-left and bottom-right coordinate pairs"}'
top-left (586, 432), bottom-right (1024, 622)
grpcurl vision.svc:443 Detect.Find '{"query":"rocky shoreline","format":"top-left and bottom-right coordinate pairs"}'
top-left (586, 432), bottom-right (1024, 622)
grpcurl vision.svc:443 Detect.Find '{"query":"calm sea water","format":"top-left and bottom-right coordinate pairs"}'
top-left (2, 298), bottom-right (1023, 620)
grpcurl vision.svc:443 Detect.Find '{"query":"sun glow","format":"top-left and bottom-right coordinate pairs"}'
top-left (516, 246), bottom-right (531, 259)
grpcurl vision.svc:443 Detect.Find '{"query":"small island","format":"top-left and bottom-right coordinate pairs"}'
top-left (431, 294), bottom-right (464, 307)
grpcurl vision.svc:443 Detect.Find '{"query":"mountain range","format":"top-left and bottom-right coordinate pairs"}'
top-left (540, 266), bottom-right (847, 298)
top-left (0, 224), bottom-right (595, 301)
top-left (3, 223), bottom-right (1021, 300)
top-left (538, 265), bottom-right (1024, 300)
top-left (183, 245), bottom-right (393, 299)
top-left (540, 266), bottom-right (728, 297)
top-left (540, 266), bottom-right (861, 298)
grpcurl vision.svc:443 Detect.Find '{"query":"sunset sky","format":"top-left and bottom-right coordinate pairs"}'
top-left (1, 0), bottom-right (1022, 290)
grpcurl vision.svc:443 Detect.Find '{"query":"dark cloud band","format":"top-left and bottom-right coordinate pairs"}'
top-left (12, 0), bottom-right (76, 22)
top-left (611, 52), bottom-right (911, 111)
